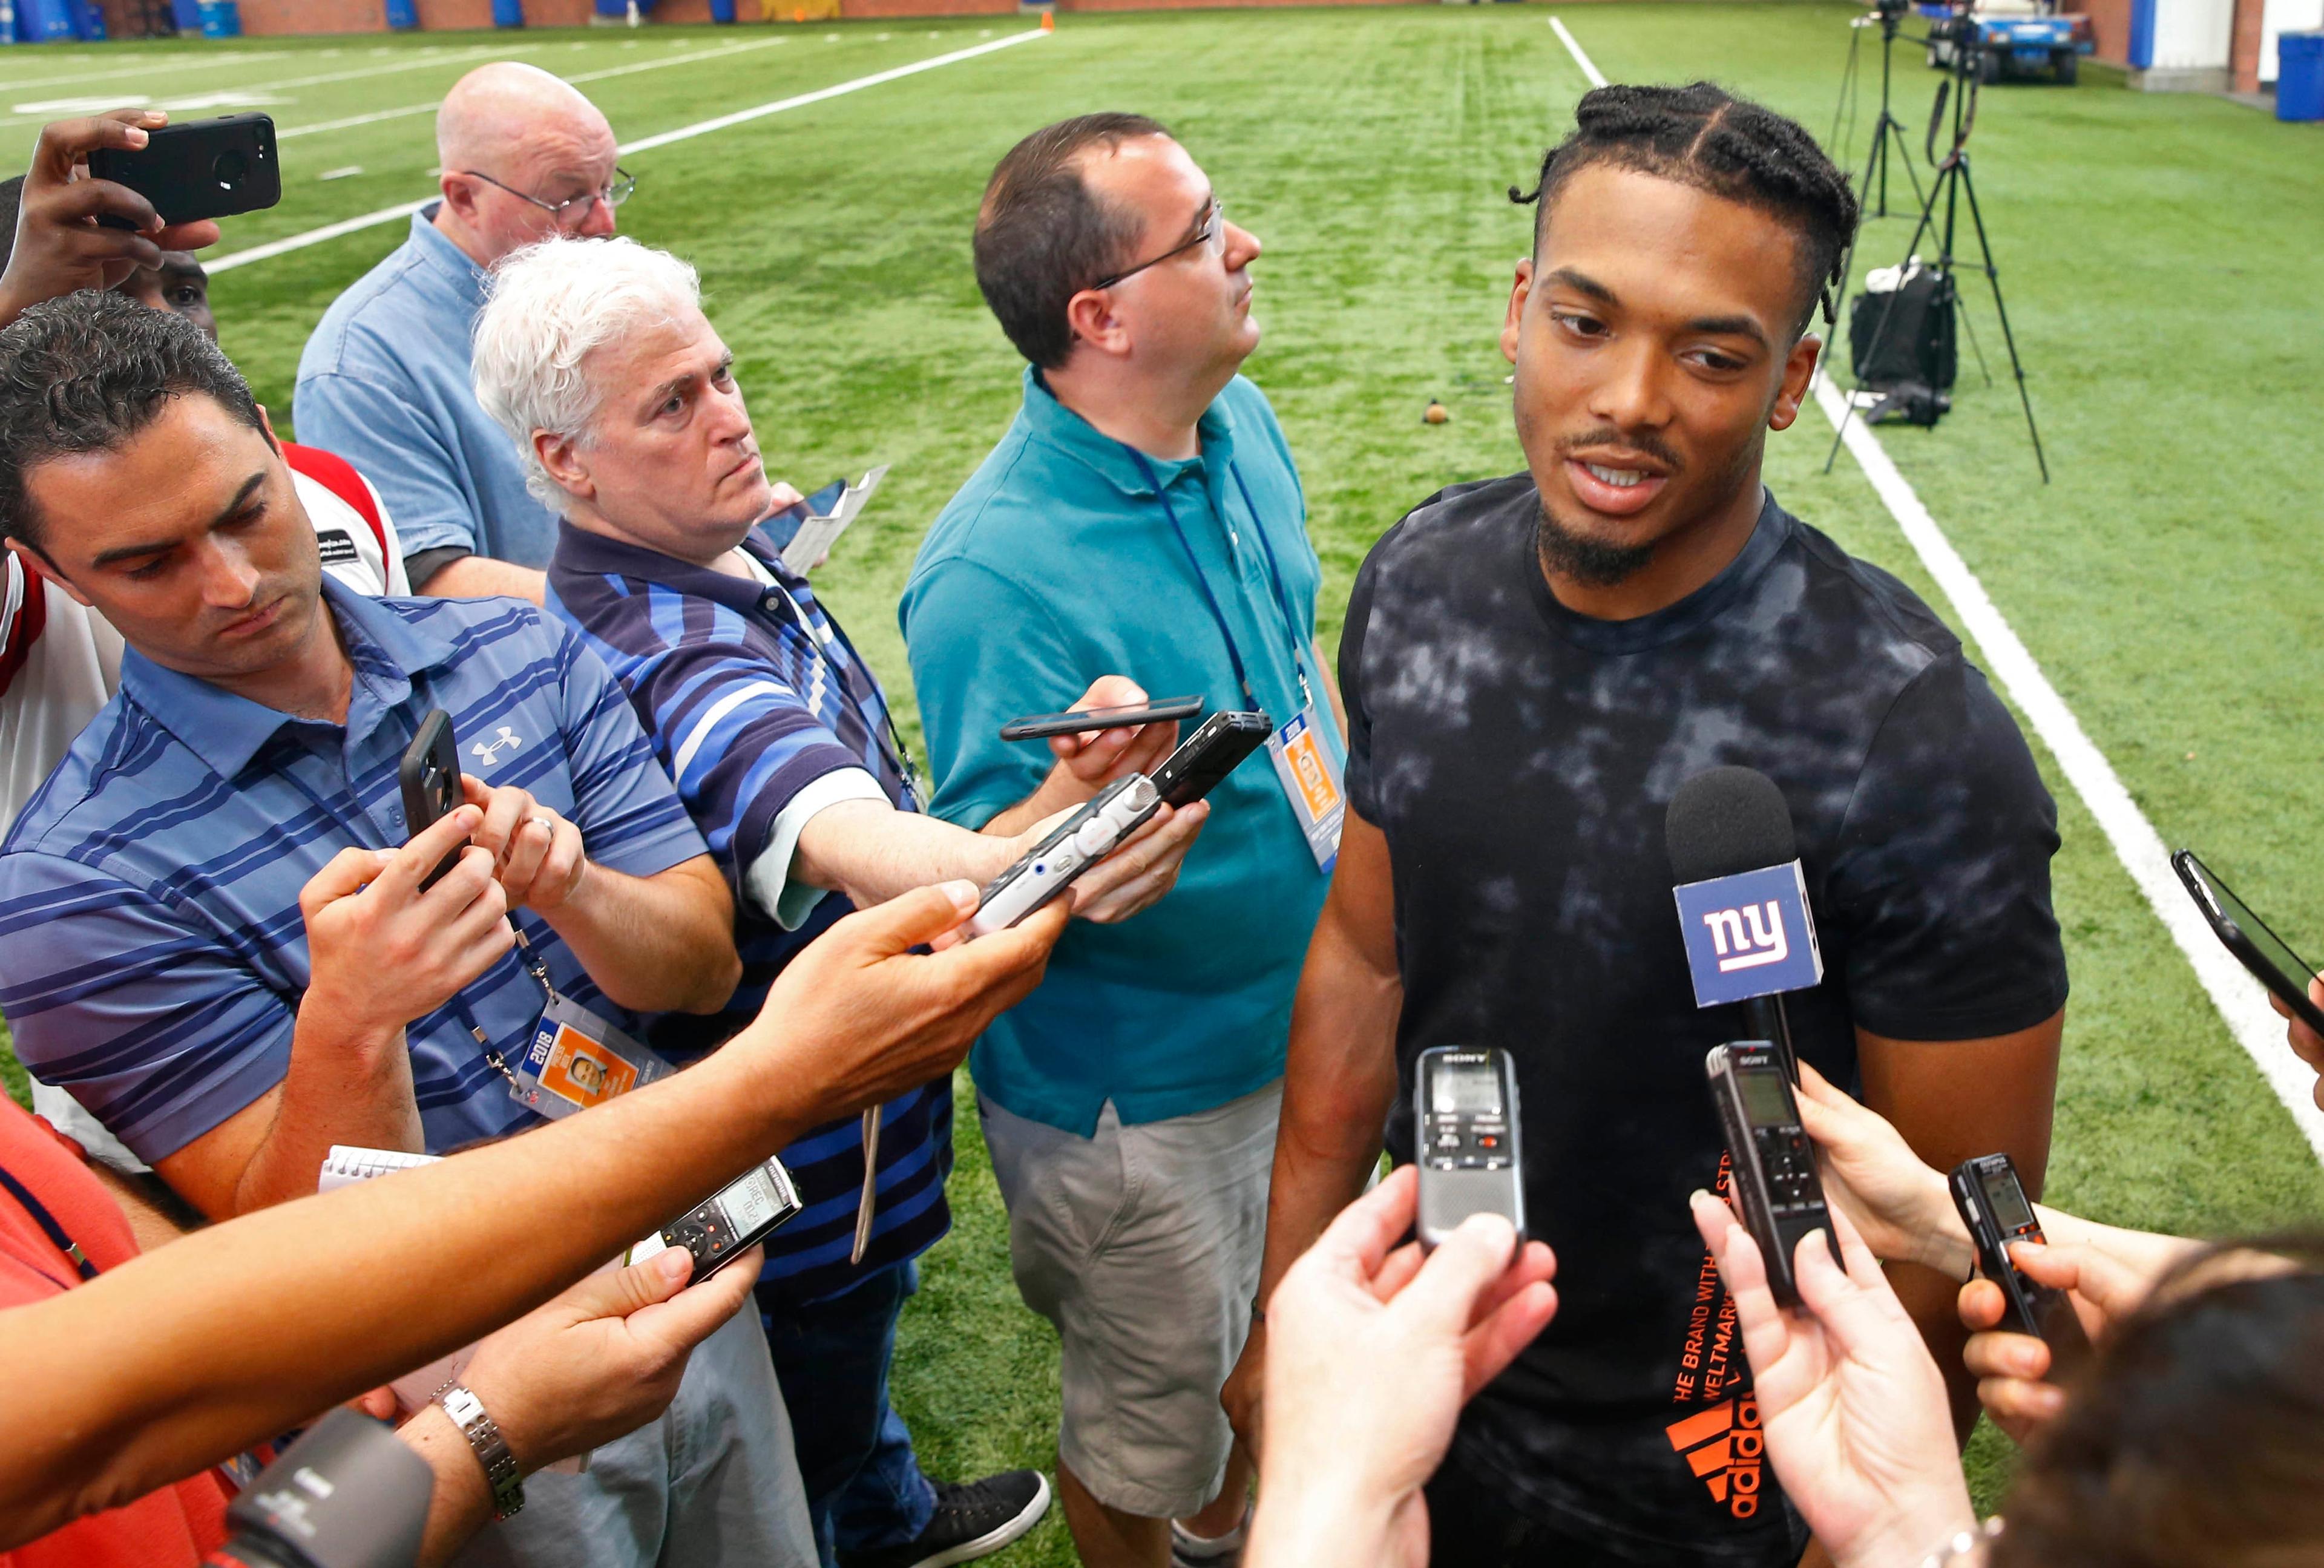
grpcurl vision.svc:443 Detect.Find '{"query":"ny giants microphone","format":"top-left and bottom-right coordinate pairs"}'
top-left (1666, 766), bottom-right (1826, 1081)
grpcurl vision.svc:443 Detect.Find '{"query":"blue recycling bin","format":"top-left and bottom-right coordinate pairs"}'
top-left (2280, 31), bottom-right (2324, 121)
top-left (491, 0), bottom-right (523, 24)
top-left (16, 0), bottom-right (75, 42)
top-left (170, 0), bottom-right (202, 30)
top-left (196, 0), bottom-right (240, 36)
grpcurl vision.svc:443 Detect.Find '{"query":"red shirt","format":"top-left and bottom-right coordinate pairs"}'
top-left (0, 1098), bottom-right (230, 1567)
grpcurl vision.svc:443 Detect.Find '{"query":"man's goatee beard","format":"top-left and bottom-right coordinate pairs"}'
top-left (1536, 500), bottom-right (1655, 589)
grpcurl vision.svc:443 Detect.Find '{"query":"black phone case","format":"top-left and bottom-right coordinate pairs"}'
top-left (1149, 710), bottom-right (1273, 807)
top-left (1949, 1158), bottom-right (2094, 1379)
top-left (2171, 850), bottom-right (2324, 1037)
top-left (998, 695), bottom-right (1205, 743)
top-left (88, 113), bottom-right (280, 227)
top-left (397, 710), bottom-right (464, 892)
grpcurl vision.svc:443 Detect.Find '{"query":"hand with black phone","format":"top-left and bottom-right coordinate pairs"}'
top-left (399, 710), bottom-right (468, 891)
top-left (0, 111), bottom-right (228, 326)
top-left (87, 113), bottom-right (280, 229)
top-left (1000, 695), bottom-right (1204, 743)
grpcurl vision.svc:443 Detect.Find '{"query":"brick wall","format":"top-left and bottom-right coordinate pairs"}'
top-left (2067, 0), bottom-right (2129, 61)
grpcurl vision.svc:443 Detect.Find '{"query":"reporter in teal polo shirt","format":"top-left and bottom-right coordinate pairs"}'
top-left (900, 114), bottom-right (1337, 1568)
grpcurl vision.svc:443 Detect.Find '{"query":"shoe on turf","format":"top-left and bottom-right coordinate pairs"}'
top-left (839, 1470), bottom-right (1051, 1568)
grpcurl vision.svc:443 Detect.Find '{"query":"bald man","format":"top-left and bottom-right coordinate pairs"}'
top-left (295, 63), bottom-right (630, 604)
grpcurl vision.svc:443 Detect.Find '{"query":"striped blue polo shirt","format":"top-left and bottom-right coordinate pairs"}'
top-left (0, 582), bottom-right (709, 1164)
top-left (547, 519), bottom-right (950, 1305)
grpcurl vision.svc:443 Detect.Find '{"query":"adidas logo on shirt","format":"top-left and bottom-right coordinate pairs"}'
top-left (1664, 1396), bottom-right (1765, 1518)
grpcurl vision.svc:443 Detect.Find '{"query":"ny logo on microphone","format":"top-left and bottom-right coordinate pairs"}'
top-left (1702, 902), bottom-right (1788, 972)
top-left (1673, 863), bottom-right (1824, 1006)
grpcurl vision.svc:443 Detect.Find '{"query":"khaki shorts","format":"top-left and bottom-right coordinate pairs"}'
top-left (979, 1081), bottom-right (1281, 1520)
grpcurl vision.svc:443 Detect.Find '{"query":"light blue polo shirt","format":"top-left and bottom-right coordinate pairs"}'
top-left (292, 205), bottom-right (562, 571)
top-left (0, 583), bottom-right (708, 1163)
top-left (901, 369), bottom-right (1331, 1137)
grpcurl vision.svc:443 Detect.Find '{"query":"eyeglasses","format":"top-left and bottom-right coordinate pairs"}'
top-left (461, 166), bottom-right (637, 223)
top-left (1091, 198), bottom-right (1227, 291)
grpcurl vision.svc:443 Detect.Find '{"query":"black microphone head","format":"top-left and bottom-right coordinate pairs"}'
top-left (1666, 766), bottom-right (1797, 884)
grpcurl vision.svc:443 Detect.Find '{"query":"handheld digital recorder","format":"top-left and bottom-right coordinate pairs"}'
top-left (1147, 710), bottom-right (1273, 808)
top-left (966, 775), bottom-right (1161, 938)
top-left (635, 1158), bottom-right (803, 1284)
top-left (1950, 1152), bottom-right (2093, 1379)
top-left (1414, 1046), bottom-right (1525, 1250)
top-left (1704, 1041), bottom-right (1836, 1307)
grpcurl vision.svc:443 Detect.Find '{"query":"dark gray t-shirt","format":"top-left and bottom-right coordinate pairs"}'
top-left (1343, 476), bottom-right (2067, 1563)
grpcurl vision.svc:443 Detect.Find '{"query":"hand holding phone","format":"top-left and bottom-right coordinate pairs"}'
top-left (86, 113), bottom-right (280, 228)
top-left (0, 111), bottom-right (225, 322)
top-left (1000, 696), bottom-right (1204, 742)
top-left (2173, 848), bottom-right (2324, 1037)
top-left (399, 709), bottom-right (467, 891)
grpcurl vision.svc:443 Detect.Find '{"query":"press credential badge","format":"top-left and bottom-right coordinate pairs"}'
top-left (1267, 704), bottom-right (1346, 874)
top-left (513, 992), bottom-right (671, 1119)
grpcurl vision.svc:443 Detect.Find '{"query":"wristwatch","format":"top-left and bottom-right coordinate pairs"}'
top-left (439, 1383), bottom-right (525, 1520)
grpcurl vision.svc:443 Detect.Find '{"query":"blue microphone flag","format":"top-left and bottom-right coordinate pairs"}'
top-left (1673, 861), bottom-right (1825, 1007)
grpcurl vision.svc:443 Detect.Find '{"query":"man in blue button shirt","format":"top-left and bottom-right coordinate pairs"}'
top-left (480, 234), bottom-right (1206, 1568)
top-left (296, 63), bottom-right (632, 605)
top-left (902, 115), bottom-right (1339, 1568)
top-left (0, 292), bottom-right (815, 1568)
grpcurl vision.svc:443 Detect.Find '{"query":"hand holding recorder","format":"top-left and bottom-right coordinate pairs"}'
top-left (0, 111), bottom-right (225, 327)
top-left (1689, 1193), bottom-right (1973, 1568)
top-left (1245, 1166), bottom-right (1554, 1568)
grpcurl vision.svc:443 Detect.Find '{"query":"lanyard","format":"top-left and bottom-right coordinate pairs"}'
top-left (0, 1162), bottom-right (99, 1286)
top-left (1126, 450), bottom-right (1311, 712)
top-left (753, 566), bottom-right (923, 805)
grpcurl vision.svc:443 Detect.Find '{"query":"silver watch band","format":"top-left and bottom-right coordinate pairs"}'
top-left (439, 1383), bottom-right (525, 1520)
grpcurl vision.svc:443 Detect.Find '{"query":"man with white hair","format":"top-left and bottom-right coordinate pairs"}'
top-left (295, 62), bottom-right (630, 605)
top-left (476, 235), bottom-right (1207, 1568)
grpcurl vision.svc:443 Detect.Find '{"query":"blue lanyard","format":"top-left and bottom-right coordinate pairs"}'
top-left (0, 1161), bottom-right (99, 1285)
top-left (1126, 448), bottom-right (1310, 712)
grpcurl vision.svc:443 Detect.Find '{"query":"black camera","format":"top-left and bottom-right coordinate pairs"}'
top-left (203, 1408), bottom-right (432, 1568)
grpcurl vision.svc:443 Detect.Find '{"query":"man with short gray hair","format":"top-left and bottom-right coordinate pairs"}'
top-left (296, 62), bottom-right (633, 605)
top-left (479, 234), bottom-right (1204, 1568)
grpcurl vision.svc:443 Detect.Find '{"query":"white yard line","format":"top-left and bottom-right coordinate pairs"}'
top-left (211, 30), bottom-right (1042, 274)
top-left (275, 34), bottom-right (789, 141)
top-left (1548, 15), bottom-right (1608, 87)
top-left (1552, 11), bottom-right (2324, 1161)
top-left (5, 41), bottom-right (539, 120)
top-left (0, 47), bottom-right (297, 96)
top-left (1812, 381), bottom-right (2324, 1161)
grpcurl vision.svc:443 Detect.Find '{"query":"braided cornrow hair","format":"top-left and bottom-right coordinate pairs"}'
top-left (1511, 82), bottom-right (1861, 336)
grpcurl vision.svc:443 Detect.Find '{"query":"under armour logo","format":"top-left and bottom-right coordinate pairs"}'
top-left (470, 726), bottom-right (524, 767)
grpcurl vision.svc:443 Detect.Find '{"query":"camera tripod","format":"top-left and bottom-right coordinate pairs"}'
top-left (1823, 45), bottom-right (2050, 483)
top-left (1831, 2), bottom-right (1928, 226)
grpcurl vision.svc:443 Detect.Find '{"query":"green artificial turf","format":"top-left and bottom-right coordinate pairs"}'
top-left (4, 5), bottom-right (2323, 1554)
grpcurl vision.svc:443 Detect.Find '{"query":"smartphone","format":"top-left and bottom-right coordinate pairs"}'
top-left (88, 113), bottom-right (280, 227)
top-left (998, 695), bottom-right (1204, 743)
top-left (2173, 848), bottom-right (2324, 1037)
top-left (634, 1158), bottom-right (802, 1284)
top-left (966, 775), bottom-right (1160, 938)
top-left (1147, 709), bottom-right (1273, 807)
top-left (1704, 1041), bottom-right (1836, 1307)
top-left (759, 478), bottom-right (849, 551)
top-left (1414, 1046), bottom-right (1525, 1250)
top-left (397, 709), bottom-right (465, 892)
top-left (1950, 1153), bottom-right (2093, 1379)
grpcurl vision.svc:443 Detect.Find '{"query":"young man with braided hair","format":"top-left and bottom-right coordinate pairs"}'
top-left (1226, 84), bottom-right (2067, 1566)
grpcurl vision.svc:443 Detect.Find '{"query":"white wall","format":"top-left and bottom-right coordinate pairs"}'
top-left (2261, 0), bottom-right (2324, 82)
top-left (2149, 0), bottom-right (2234, 69)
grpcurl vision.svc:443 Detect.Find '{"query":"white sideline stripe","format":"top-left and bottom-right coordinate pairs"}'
top-left (0, 48), bottom-right (297, 96)
top-left (213, 30), bottom-right (1037, 273)
top-left (275, 34), bottom-right (788, 141)
top-left (1812, 379), bottom-right (2324, 1163)
top-left (1548, 15), bottom-right (1609, 87)
top-left (4, 41), bottom-right (535, 122)
top-left (617, 27), bottom-right (1042, 156)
